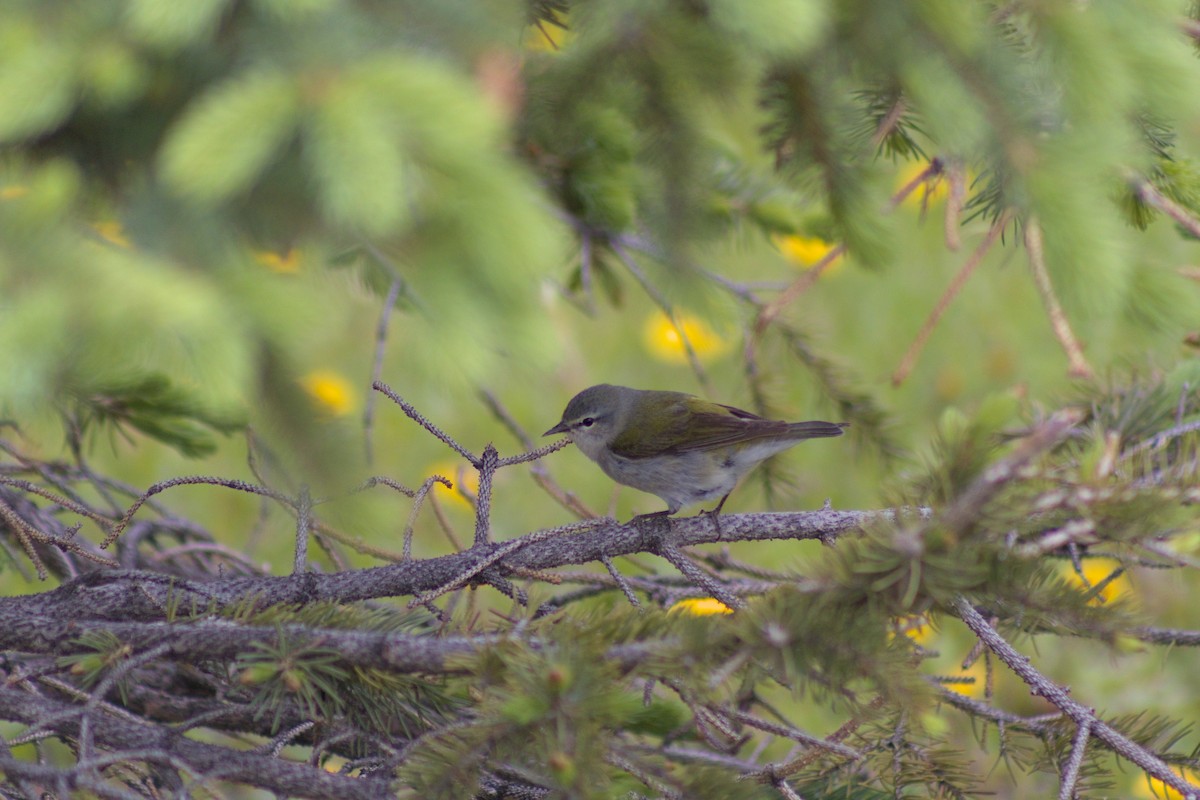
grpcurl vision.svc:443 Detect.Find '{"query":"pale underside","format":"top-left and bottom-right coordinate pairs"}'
top-left (593, 438), bottom-right (802, 514)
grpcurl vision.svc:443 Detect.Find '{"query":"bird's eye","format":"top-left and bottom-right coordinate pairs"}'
top-left (580, 417), bottom-right (595, 428)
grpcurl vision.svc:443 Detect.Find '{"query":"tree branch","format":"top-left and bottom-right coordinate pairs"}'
top-left (0, 508), bottom-right (913, 623)
top-left (952, 596), bottom-right (1200, 800)
top-left (0, 682), bottom-right (389, 800)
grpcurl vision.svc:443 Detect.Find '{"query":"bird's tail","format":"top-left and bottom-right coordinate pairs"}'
top-left (786, 421), bottom-right (849, 439)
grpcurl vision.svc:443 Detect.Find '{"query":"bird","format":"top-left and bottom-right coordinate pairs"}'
top-left (543, 384), bottom-right (847, 517)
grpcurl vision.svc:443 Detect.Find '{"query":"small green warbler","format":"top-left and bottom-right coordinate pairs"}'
top-left (544, 384), bottom-right (847, 516)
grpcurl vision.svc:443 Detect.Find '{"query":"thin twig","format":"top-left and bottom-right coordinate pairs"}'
top-left (293, 485), bottom-right (311, 574)
top-left (944, 160), bottom-right (966, 251)
top-left (1024, 220), bottom-right (1093, 379)
top-left (473, 445), bottom-right (499, 546)
top-left (1059, 718), bottom-right (1091, 800)
top-left (81, 643), bottom-right (174, 758)
top-left (952, 596), bottom-right (1200, 799)
top-left (479, 389), bottom-right (535, 451)
top-left (579, 231), bottom-right (595, 312)
top-left (426, 491), bottom-right (464, 552)
top-left (775, 777), bottom-right (805, 800)
top-left (103, 476), bottom-right (291, 549)
top-left (752, 695), bottom-right (887, 781)
top-left (149, 542), bottom-right (265, 575)
top-left (601, 554), bottom-right (641, 608)
top-left (406, 522), bottom-right (595, 608)
top-left (402, 475), bottom-right (453, 560)
top-left (255, 721), bottom-right (316, 757)
top-left (870, 97), bottom-right (908, 149)
top-left (892, 209), bottom-right (1012, 386)
top-left (497, 439), bottom-right (571, 467)
top-left (309, 519), bottom-right (408, 562)
top-left (606, 751), bottom-right (682, 799)
top-left (927, 677), bottom-right (1057, 734)
top-left (1132, 626), bottom-right (1200, 646)
top-left (608, 238), bottom-right (712, 393)
top-left (889, 159), bottom-right (945, 210)
top-left (939, 408), bottom-right (1083, 536)
top-left (1120, 420), bottom-right (1200, 459)
top-left (363, 267), bottom-right (405, 466)
top-left (658, 539), bottom-right (745, 611)
top-left (732, 710), bottom-right (862, 760)
top-left (356, 475), bottom-right (417, 498)
top-left (1132, 177), bottom-right (1200, 239)
top-left (0, 499), bottom-right (70, 577)
top-left (0, 476), bottom-right (116, 531)
top-left (753, 243), bottom-right (847, 334)
top-left (372, 382), bottom-right (478, 464)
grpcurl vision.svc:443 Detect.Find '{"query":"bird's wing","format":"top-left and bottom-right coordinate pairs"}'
top-left (608, 394), bottom-right (787, 459)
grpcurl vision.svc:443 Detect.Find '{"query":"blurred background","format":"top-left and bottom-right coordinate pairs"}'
top-left (2, 0), bottom-right (1200, 795)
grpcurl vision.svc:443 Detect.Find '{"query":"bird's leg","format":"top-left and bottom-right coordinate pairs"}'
top-left (699, 493), bottom-right (731, 540)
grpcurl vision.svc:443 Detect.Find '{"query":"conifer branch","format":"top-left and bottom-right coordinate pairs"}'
top-left (0, 682), bottom-right (387, 800)
top-left (952, 596), bottom-right (1200, 800)
top-left (1132, 177), bottom-right (1200, 239)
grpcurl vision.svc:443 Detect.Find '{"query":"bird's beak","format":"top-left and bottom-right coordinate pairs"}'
top-left (543, 421), bottom-right (569, 437)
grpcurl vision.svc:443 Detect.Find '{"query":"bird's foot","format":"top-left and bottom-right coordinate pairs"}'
top-left (698, 494), bottom-right (731, 540)
top-left (697, 507), bottom-right (724, 540)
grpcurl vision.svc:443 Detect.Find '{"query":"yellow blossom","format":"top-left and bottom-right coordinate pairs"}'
top-left (92, 220), bottom-right (131, 248)
top-left (524, 15), bottom-right (572, 52)
top-left (892, 614), bottom-right (936, 646)
top-left (0, 184), bottom-right (29, 200)
top-left (254, 247), bottom-right (301, 274)
top-left (896, 160), bottom-right (949, 208)
top-left (669, 597), bottom-right (733, 616)
top-left (428, 461), bottom-right (480, 510)
top-left (896, 160), bottom-right (977, 209)
top-left (772, 233), bottom-right (842, 270)
top-left (1059, 557), bottom-right (1133, 604)
top-left (940, 659), bottom-right (988, 698)
top-left (642, 311), bottom-right (731, 365)
top-left (299, 370), bottom-right (355, 417)
top-left (1132, 770), bottom-right (1199, 800)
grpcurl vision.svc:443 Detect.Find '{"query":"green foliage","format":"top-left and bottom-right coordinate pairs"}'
top-left (892, 393), bottom-right (1017, 508)
top-left (0, 21), bottom-right (77, 141)
top-left (672, 766), bottom-right (780, 800)
top-left (3, 0), bottom-right (1200, 796)
top-left (707, 0), bottom-right (828, 60)
top-left (403, 627), bottom-right (639, 798)
top-left (741, 584), bottom-right (923, 699)
top-left (229, 603), bottom-right (461, 742)
top-left (159, 70), bottom-right (301, 203)
top-left (70, 372), bottom-right (246, 457)
top-left (125, 0), bottom-right (231, 48)
top-left (56, 630), bottom-right (132, 699)
top-left (237, 629), bottom-right (352, 731)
